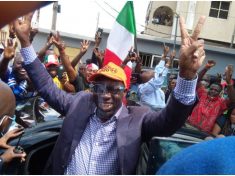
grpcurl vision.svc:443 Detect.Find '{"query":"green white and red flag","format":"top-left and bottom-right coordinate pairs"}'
top-left (103, 1), bottom-right (136, 89)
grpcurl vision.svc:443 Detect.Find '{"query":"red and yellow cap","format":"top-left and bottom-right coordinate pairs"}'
top-left (88, 62), bottom-right (127, 88)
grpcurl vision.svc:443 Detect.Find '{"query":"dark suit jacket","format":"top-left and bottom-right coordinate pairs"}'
top-left (24, 59), bottom-right (195, 175)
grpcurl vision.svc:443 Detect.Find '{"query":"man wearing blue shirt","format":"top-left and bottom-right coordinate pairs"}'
top-left (138, 46), bottom-right (174, 111)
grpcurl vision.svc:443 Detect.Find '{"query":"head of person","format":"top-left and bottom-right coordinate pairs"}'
top-left (44, 54), bottom-right (59, 78)
top-left (168, 74), bottom-right (177, 82)
top-left (89, 62), bottom-right (127, 122)
top-left (201, 74), bottom-right (210, 88)
top-left (0, 81), bottom-right (15, 134)
top-left (86, 63), bottom-right (99, 81)
top-left (169, 78), bottom-right (177, 90)
top-left (227, 104), bottom-right (235, 124)
top-left (13, 52), bottom-right (29, 81)
top-left (208, 83), bottom-right (222, 98)
top-left (79, 63), bottom-right (86, 76)
top-left (140, 70), bottom-right (154, 83)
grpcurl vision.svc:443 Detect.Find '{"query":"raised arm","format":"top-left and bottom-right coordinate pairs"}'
top-left (13, 12), bottom-right (74, 115)
top-left (52, 31), bottom-right (77, 83)
top-left (92, 48), bottom-right (104, 68)
top-left (91, 34), bottom-right (103, 67)
top-left (37, 33), bottom-right (54, 62)
top-left (71, 40), bottom-right (90, 68)
top-left (139, 46), bottom-right (171, 92)
top-left (161, 45), bottom-right (170, 61)
top-left (225, 64), bottom-right (235, 103)
top-left (0, 39), bottom-right (17, 80)
top-left (121, 48), bottom-right (138, 69)
top-left (197, 60), bottom-right (216, 84)
top-left (142, 16), bottom-right (207, 140)
top-left (166, 49), bottom-right (176, 68)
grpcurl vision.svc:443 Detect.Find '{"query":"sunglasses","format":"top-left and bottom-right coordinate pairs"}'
top-left (90, 83), bottom-right (125, 94)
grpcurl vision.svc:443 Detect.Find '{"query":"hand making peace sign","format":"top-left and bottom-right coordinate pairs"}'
top-left (179, 16), bottom-right (206, 79)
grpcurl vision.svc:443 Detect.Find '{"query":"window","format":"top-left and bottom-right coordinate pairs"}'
top-left (152, 6), bottom-right (174, 26)
top-left (209, 1), bottom-right (230, 19)
top-left (139, 52), bottom-right (152, 68)
top-left (152, 55), bottom-right (162, 68)
top-left (140, 53), bottom-right (179, 70)
top-left (172, 59), bottom-right (179, 69)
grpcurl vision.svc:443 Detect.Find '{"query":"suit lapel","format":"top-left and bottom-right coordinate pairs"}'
top-left (67, 94), bottom-right (96, 164)
top-left (116, 106), bottom-right (131, 174)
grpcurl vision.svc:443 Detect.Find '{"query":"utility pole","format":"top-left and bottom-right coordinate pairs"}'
top-left (51, 1), bottom-right (59, 31)
top-left (230, 23), bottom-right (235, 48)
top-left (96, 12), bottom-right (100, 32)
top-left (173, 13), bottom-right (179, 50)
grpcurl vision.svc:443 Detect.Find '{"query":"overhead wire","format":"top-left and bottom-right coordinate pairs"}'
top-left (102, 1), bottom-right (175, 37)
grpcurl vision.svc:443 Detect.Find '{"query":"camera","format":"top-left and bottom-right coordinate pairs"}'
top-left (57, 65), bottom-right (65, 80)
top-left (128, 51), bottom-right (136, 58)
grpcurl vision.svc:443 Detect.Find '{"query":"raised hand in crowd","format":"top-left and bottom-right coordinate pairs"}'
top-left (93, 47), bottom-right (104, 68)
top-left (206, 60), bottom-right (216, 69)
top-left (225, 64), bottom-right (233, 85)
top-left (94, 33), bottom-right (102, 48)
top-left (91, 30), bottom-right (104, 68)
top-left (37, 32), bottom-right (55, 61)
top-left (71, 40), bottom-right (90, 68)
top-left (2, 39), bottom-right (18, 60)
top-left (52, 31), bottom-right (66, 52)
top-left (165, 49), bottom-right (176, 68)
top-left (162, 45), bottom-right (170, 59)
top-left (51, 32), bottom-right (76, 92)
top-left (179, 16), bottom-right (206, 79)
top-left (0, 128), bottom-right (24, 149)
top-left (52, 32), bottom-right (76, 83)
top-left (224, 64), bottom-right (235, 107)
top-left (121, 47), bottom-right (138, 68)
top-left (1, 146), bottom-right (26, 163)
top-left (13, 12), bottom-right (34, 48)
top-left (198, 59), bottom-right (216, 84)
top-left (80, 40), bottom-right (90, 54)
top-left (29, 28), bottom-right (38, 43)
top-left (170, 49), bottom-right (176, 59)
top-left (0, 39), bottom-right (18, 80)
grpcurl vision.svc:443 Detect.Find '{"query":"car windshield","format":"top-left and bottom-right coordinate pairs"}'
top-left (15, 96), bottom-right (62, 129)
top-left (151, 137), bottom-right (197, 173)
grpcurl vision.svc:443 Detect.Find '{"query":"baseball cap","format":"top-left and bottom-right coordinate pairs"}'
top-left (86, 63), bottom-right (99, 71)
top-left (89, 62), bottom-right (127, 88)
top-left (44, 54), bottom-right (59, 68)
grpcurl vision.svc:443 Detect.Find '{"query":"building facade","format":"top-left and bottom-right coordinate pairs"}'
top-left (145, 1), bottom-right (235, 45)
top-left (31, 27), bottom-right (235, 77)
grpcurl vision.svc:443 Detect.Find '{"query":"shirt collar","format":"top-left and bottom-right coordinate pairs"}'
top-left (93, 104), bottom-right (124, 123)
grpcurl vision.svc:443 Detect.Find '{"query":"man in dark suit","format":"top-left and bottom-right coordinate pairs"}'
top-left (13, 12), bottom-right (206, 174)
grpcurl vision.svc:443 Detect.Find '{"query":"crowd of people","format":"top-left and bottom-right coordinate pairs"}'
top-left (0, 4), bottom-right (234, 175)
